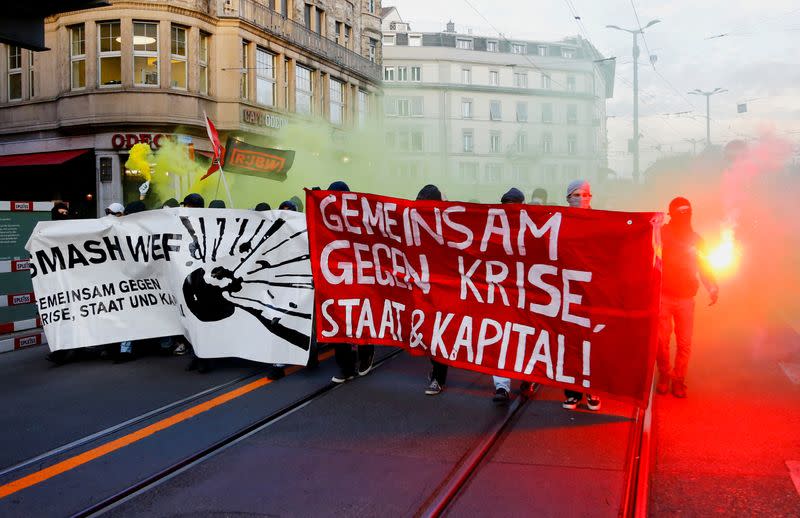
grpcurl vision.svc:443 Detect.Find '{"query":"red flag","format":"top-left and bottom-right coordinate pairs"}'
top-left (201, 112), bottom-right (224, 180)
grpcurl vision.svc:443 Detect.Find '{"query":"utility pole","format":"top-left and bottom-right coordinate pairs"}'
top-left (688, 88), bottom-right (727, 147)
top-left (607, 19), bottom-right (660, 184)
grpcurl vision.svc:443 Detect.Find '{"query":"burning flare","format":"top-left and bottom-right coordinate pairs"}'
top-left (705, 226), bottom-right (741, 278)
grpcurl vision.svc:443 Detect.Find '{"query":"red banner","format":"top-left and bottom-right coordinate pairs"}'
top-left (306, 190), bottom-right (663, 407)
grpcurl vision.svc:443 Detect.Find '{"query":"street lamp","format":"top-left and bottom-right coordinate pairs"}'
top-left (607, 19), bottom-right (660, 183)
top-left (688, 87), bottom-right (728, 147)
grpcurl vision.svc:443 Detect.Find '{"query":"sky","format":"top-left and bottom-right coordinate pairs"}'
top-left (386, 0), bottom-right (800, 176)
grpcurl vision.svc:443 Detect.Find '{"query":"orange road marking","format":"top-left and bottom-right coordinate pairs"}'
top-left (0, 348), bottom-right (334, 499)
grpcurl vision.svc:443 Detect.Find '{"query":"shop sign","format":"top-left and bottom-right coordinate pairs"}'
top-left (241, 108), bottom-right (289, 130)
top-left (111, 133), bottom-right (169, 151)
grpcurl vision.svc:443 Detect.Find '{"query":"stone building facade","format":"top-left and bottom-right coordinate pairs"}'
top-left (0, 0), bottom-right (382, 215)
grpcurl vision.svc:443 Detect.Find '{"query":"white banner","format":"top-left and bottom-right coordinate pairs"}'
top-left (25, 209), bottom-right (313, 365)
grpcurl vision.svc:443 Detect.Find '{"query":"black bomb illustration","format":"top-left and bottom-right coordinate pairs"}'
top-left (179, 214), bottom-right (312, 350)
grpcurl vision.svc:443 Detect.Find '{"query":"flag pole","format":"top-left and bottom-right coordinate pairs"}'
top-left (218, 165), bottom-right (234, 208)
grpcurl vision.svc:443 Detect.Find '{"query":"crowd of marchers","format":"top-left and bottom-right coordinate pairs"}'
top-left (44, 178), bottom-right (718, 410)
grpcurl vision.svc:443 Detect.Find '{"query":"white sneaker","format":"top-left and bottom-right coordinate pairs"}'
top-left (173, 343), bottom-right (187, 356)
top-left (331, 373), bottom-right (355, 384)
top-left (425, 379), bottom-right (443, 395)
top-left (586, 395), bottom-right (601, 411)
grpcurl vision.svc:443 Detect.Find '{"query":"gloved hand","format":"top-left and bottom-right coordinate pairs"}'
top-left (708, 286), bottom-right (719, 306)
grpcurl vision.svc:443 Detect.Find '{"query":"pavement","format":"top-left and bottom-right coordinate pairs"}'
top-left (648, 273), bottom-right (800, 516)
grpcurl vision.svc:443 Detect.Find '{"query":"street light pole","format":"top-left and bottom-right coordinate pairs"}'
top-left (607, 19), bottom-right (660, 184)
top-left (688, 87), bottom-right (727, 147)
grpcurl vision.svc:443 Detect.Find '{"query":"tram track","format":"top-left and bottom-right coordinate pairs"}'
top-left (69, 348), bottom-right (405, 518)
top-left (416, 381), bottom-right (654, 518)
top-left (0, 367), bottom-right (269, 481)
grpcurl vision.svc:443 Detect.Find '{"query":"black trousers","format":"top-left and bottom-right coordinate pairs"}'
top-left (334, 343), bottom-right (374, 376)
top-left (430, 360), bottom-right (448, 385)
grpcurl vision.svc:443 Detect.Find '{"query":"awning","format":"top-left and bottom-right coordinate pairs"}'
top-left (0, 149), bottom-right (90, 167)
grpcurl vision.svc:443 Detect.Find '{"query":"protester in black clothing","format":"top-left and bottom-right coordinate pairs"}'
top-left (182, 193), bottom-right (205, 208)
top-left (326, 181), bottom-right (375, 383)
top-left (413, 185), bottom-right (450, 395)
top-left (209, 199), bottom-right (226, 209)
top-left (656, 197), bottom-right (718, 398)
top-left (254, 202), bottom-right (271, 211)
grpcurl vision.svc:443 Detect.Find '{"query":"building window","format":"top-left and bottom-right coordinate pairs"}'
top-left (256, 47), bottom-right (275, 106)
top-left (567, 75), bottom-right (576, 92)
top-left (358, 89), bottom-right (368, 127)
top-left (397, 66), bottom-right (407, 81)
top-left (280, 0), bottom-right (289, 16)
top-left (456, 38), bottom-right (473, 50)
top-left (28, 51), bottom-right (35, 97)
top-left (329, 78), bottom-right (344, 124)
top-left (411, 96), bottom-right (424, 116)
top-left (537, 45), bottom-right (547, 56)
top-left (462, 130), bottom-right (474, 153)
top-left (304, 4), bottom-right (312, 28)
top-left (368, 38), bottom-right (377, 62)
top-left (542, 133), bottom-right (553, 154)
top-left (487, 40), bottom-right (498, 52)
top-left (385, 132), bottom-right (396, 149)
top-left (462, 99), bottom-right (472, 119)
top-left (541, 74), bottom-right (551, 89)
top-left (409, 34), bottom-right (422, 47)
top-left (241, 40), bottom-right (250, 99)
top-left (490, 133), bottom-right (501, 153)
top-left (411, 66), bottom-right (421, 82)
top-left (542, 103), bottom-right (553, 123)
top-left (461, 68), bottom-right (471, 84)
top-left (567, 104), bottom-right (577, 124)
top-left (459, 162), bottom-right (478, 183)
top-left (513, 72), bottom-right (527, 88)
top-left (511, 43), bottom-right (526, 54)
top-left (485, 163), bottom-right (503, 183)
top-left (411, 131), bottom-right (424, 152)
top-left (397, 98), bottom-right (410, 116)
top-left (133, 22), bottom-right (159, 86)
top-left (568, 135), bottom-right (577, 155)
top-left (383, 34), bottom-right (395, 46)
top-left (545, 164), bottom-right (558, 183)
top-left (566, 164), bottom-right (580, 178)
top-left (170, 25), bottom-right (187, 89)
top-left (516, 132), bottom-right (528, 153)
top-left (367, 0), bottom-right (375, 13)
top-left (97, 21), bottom-right (121, 87)
top-left (383, 66), bottom-right (395, 81)
top-left (562, 48), bottom-right (575, 58)
top-left (344, 24), bottom-right (352, 49)
top-left (489, 70), bottom-right (499, 86)
top-left (283, 58), bottom-right (290, 109)
top-left (490, 100), bottom-right (502, 121)
top-left (398, 132), bottom-right (410, 151)
top-left (199, 32), bottom-right (209, 94)
top-left (516, 102), bottom-right (528, 122)
top-left (512, 164), bottom-right (530, 183)
top-left (7, 46), bottom-right (21, 100)
top-left (315, 8), bottom-right (324, 35)
top-left (295, 65), bottom-right (312, 115)
top-left (69, 25), bottom-right (86, 90)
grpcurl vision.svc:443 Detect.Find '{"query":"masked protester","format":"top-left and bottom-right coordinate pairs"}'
top-left (326, 181), bottom-right (376, 383)
top-left (414, 185), bottom-right (449, 396)
top-left (51, 202), bottom-right (70, 221)
top-left (562, 180), bottom-right (602, 412)
top-left (487, 188), bottom-right (534, 404)
top-left (656, 197), bottom-right (719, 398)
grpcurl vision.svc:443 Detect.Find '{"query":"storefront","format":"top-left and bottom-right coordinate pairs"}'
top-left (0, 130), bottom-right (212, 217)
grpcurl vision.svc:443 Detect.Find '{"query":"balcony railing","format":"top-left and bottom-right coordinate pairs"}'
top-left (219, 0), bottom-right (381, 83)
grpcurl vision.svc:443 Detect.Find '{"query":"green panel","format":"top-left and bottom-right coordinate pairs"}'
top-left (0, 210), bottom-right (50, 326)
